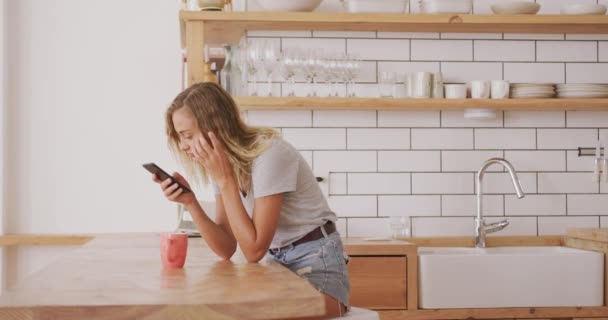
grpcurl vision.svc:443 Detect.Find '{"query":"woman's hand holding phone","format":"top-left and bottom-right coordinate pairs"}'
top-left (152, 172), bottom-right (197, 206)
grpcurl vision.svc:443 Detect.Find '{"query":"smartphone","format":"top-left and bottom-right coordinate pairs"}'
top-left (142, 163), bottom-right (192, 193)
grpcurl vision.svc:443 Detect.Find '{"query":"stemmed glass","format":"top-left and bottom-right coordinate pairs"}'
top-left (245, 41), bottom-right (262, 96)
top-left (280, 48), bottom-right (301, 97)
top-left (263, 42), bottom-right (280, 96)
top-left (344, 55), bottom-right (361, 98)
top-left (303, 50), bottom-right (324, 97)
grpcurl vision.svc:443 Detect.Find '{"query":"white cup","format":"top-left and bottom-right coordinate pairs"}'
top-left (470, 80), bottom-right (491, 99)
top-left (491, 80), bottom-right (510, 99)
top-left (378, 71), bottom-right (397, 98)
top-left (411, 72), bottom-right (432, 98)
top-left (444, 84), bottom-right (467, 99)
top-left (403, 73), bottom-right (413, 98)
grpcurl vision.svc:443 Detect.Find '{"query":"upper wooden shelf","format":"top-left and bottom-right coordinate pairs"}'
top-left (235, 96), bottom-right (608, 111)
top-left (179, 11), bottom-right (608, 44)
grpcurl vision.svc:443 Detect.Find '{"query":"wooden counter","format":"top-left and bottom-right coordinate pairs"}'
top-left (0, 233), bottom-right (325, 320)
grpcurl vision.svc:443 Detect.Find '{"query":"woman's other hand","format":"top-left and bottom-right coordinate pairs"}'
top-left (152, 172), bottom-right (197, 206)
top-left (192, 132), bottom-right (236, 190)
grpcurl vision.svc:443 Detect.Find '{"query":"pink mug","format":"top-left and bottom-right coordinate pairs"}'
top-left (160, 233), bottom-right (188, 269)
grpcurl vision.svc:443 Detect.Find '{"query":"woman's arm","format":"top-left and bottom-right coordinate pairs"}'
top-left (183, 196), bottom-right (237, 260)
top-left (152, 172), bottom-right (237, 260)
top-left (220, 181), bottom-right (282, 263)
top-left (194, 132), bottom-right (282, 263)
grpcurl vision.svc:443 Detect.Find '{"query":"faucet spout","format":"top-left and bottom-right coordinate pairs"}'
top-left (475, 158), bottom-right (525, 248)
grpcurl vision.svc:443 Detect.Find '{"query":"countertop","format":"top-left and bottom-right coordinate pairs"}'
top-left (567, 228), bottom-right (608, 242)
top-left (0, 233), bottom-right (325, 320)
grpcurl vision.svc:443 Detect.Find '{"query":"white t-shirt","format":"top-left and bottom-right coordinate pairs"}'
top-left (213, 137), bottom-right (337, 249)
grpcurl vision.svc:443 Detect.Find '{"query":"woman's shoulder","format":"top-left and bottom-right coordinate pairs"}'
top-left (255, 137), bottom-right (298, 163)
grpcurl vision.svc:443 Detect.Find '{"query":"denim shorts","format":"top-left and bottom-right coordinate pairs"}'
top-left (267, 230), bottom-right (350, 307)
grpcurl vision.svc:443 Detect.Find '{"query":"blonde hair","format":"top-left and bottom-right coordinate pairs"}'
top-left (166, 82), bottom-right (279, 189)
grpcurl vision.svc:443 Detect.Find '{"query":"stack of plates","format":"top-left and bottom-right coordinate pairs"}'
top-left (510, 83), bottom-right (555, 99)
top-left (556, 84), bottom-right (608, 98)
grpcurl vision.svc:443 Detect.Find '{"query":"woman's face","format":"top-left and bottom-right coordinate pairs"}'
top-left (173, 107), bottom-right (202, 160)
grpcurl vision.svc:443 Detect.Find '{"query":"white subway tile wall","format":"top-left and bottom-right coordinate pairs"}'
top-left (442, 195), bottom-right (504, 217)
top-left (536, 41), bottom-right (597, 62)
top-left (241, 15), bottom-right (607, 237)
top-left (504, 111), bottom-right (565, 128)
top-left (329, 173), bottom-right (347, 195)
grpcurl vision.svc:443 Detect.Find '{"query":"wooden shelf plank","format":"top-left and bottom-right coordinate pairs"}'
top-left (179, 11), bottom-right (608, 44)
top-left (235, 97), bottom-right (608, 111)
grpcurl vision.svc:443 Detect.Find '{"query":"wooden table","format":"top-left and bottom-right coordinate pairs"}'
top-left (0, 233), bottom-right (325, 320)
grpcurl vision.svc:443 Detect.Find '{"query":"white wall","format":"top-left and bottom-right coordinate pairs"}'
top-left (5, 0), bottom-right (197, 284)
top-left (242, 0), bottom-right (608, 238)
top-left (5, 0), bottom-right (608, 287)
top-left (1, 0), bottom-right (7, 292)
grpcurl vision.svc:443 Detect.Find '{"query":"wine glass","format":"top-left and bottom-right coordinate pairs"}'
top-left (280, 48), bottom-right (302, 97)
top-left (245, 40), bottom-right (262, 96)
top-left (263, 42), bottom-right (280, 96)
top-left (344, 55), bottom-right (361, 98)
top-left (303, 49), bottom-right (324, 97)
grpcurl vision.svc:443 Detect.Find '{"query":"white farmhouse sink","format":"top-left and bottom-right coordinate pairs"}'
top-left (418, 246), bottom-right (604, 309)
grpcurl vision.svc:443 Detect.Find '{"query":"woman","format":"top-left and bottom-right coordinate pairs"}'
top-left (152, 82), bottom-right (350, 317)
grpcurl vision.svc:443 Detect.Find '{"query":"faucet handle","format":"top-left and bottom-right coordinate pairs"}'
top-left (485, 219), bottom-right (509, 234)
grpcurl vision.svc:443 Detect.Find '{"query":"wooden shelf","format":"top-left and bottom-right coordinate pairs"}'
top-left (180, 11), bottom-right (608, 45)
top-left (235, 96), bottom-right (608, 111)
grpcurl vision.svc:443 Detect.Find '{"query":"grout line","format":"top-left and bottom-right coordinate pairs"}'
top-left (472, 40), bottom-right (475, 61)
top-left (345, 128), bottom-right (349, 150)
top-left (346, 173), bottom-right (348, 194)
top-left (409, 39), bottom-right (412, 62)
top-left (376, 150), bottom-right (378, 172)
top-left (376, 195), bottom-right (379, 217)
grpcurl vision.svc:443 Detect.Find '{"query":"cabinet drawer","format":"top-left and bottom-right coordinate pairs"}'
top-left (347, 256), bottom-right (407, 309)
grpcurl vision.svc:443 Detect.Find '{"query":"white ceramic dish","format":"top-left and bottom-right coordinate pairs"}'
top-left (419, 0), bottom-right (472, 13)
top-left (491, 2), bottom-right (540, 14)
top-left (561, 4), bottom-right (607, 15)
top-left (343, 0), bottom-right (408, 13)
top-left (558, 92), bottom-right (608, 98)
top-left (255, 0), bottom-right (323, 12)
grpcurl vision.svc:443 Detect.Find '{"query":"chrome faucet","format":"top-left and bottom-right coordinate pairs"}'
top-left (475, 158), bottom-right (525, 248)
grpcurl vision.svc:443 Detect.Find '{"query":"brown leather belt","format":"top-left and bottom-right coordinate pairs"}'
top-left (271, 221), bottom-right (336, 253)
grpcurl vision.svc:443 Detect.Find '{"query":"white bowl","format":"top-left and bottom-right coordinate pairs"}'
top-left (419, 0), bottom-right (472, 14)
top-left (254, 0), bottom-right (323, 12)
top-left (561, 4), bottom-right (607, 15)
top-left (491, 1), bottom-right (540, 14)
top-left (343, 0), bottom-right (408, 13)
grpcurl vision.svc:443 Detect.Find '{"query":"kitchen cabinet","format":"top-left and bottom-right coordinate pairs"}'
top-left (348, 256), bottom-right (407, 309)
top-left (179, 11), bottom-right (608, 111)
top-left (342, 238), bottom-right (417, 310)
